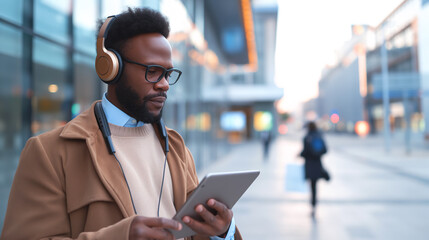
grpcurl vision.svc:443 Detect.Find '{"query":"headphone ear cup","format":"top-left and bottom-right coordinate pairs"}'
top-left (96, 16), bottom-right (125, 84)
top-left (105, 48), bottom-right (123, 84)
top-left (95, 47), bottom-right (119, 83)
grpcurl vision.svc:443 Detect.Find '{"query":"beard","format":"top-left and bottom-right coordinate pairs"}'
top-left (115, 79), bottom-right (166, 124)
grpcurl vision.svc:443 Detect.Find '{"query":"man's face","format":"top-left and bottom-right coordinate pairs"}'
top-left (109, 33), bottom-right (172, 123)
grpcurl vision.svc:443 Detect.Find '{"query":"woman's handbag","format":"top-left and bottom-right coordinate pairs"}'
top-left (285, 163), bottom-right (308, 193)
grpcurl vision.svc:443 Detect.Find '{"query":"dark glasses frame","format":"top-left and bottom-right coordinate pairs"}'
top-left (122, 57), bottom-right (182, 85)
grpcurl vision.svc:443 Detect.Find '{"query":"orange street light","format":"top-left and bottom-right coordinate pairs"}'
top-left (355, 121), bottom-right (370, 137)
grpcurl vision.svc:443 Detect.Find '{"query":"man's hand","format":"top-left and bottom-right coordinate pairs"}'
top-left (182, 199), bottom-right (233, 237)
top-left (129, 216), bottom-right (182, 240)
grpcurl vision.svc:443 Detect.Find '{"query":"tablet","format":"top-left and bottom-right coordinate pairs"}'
top-left (170, 170), bottom-right (260, 239)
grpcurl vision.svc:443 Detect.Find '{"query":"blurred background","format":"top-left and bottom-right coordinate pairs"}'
top-left (1, 0), bottom-right (429, 239)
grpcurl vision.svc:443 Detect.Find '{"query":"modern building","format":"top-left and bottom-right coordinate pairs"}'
top-left (0, 0), bottom-right (280, 231)
top-left (366, 0), bottom-right (421, 134)
top-left (308, 24), bottom-right (370, 132)
top-left (310, 0), bottom-right (424, 135)
top-left (316, 26), bottom-right (367, 132)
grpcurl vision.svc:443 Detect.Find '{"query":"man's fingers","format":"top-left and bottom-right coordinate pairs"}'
top-left (195, 204), bottom-right (217, 224)
top-left (130, 217), bottom-right (182, 240)
top-left (182, 215), bottom-right (215, 236)
top-left (148, 217), bottom-right (182, 230)
top-left (130, 226), bottom-right (175, 240)
top-left (206, 199), bottom-right (231, 219)
top-left (134, 216), bottom-right (182, 230)
top-left (145, 227), bottom-right (176, 240)
top-left (179, 200), bottom-right (233, 237)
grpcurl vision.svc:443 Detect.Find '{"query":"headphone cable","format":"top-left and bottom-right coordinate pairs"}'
top-left (157, 153), bottom-right (168, 217)
top-left (113, 152), bottom-right (138, 215)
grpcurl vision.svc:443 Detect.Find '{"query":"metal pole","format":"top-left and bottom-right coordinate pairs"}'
top-left (380, 25), bottom-right (391, 152)
top-left (22, 0), bottom-right (34, 140)
top-left (403, 90), bottom-right (411, 154)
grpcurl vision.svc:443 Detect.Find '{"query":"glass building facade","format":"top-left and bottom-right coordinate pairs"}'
top-left (0, 0), bottom-right (98, 229)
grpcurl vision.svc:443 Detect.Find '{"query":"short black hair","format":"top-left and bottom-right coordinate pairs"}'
top-left (307, 121), bottom-right (318, 132)
top-left (97, 7), bottom-right (170, 54)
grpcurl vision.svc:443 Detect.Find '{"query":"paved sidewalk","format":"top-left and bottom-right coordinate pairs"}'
top-left (198, 132), bottom-right (429, 240)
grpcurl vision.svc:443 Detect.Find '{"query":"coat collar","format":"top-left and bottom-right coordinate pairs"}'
top-left (59, 101), bottom-right (100, 140)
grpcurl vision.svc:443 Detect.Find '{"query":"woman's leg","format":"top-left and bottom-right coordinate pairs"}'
top-left (310, 179), bottom-right (317, 217)
top-left (310, 179), bottom-right (317, 207)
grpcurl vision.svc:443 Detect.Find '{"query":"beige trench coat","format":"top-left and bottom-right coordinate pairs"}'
top-left (1, 101), bottom-right (242, 240)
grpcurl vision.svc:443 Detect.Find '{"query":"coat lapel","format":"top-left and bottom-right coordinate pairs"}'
top-left (60, 101), bottom-right (135, 218)
top-left (86, 132), bottom-right (136, 217)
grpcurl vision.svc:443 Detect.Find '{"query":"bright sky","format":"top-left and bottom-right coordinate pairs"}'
top-left (274, 0), bottom-right (405, 112)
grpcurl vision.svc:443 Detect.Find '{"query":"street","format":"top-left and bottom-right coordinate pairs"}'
top-left (198, 132), bottom-right (429, 240)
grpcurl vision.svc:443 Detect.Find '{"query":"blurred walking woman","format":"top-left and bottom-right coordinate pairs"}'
top-left (300, 121), bottom-right (330, 218)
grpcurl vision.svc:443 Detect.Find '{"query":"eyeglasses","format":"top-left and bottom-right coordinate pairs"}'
top-left (122, 57), bottom-right (182, 85)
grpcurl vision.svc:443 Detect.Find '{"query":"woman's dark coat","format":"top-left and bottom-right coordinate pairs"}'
top-left (300, 131), bottom-right (328, 181)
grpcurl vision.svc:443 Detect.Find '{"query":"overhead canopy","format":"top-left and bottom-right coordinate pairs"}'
top-left (204, 0), bottom-right (257, 68)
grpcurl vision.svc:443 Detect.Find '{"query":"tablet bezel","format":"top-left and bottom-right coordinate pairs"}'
top-left (170, 170), bottom-right (260, 239)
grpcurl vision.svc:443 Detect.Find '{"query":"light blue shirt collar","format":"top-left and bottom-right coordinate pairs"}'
top-left (101, 93), bottom-right (144, 127)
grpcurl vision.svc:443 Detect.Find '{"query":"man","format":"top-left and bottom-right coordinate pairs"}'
top-left (1, 8), bottom-right (241, 240)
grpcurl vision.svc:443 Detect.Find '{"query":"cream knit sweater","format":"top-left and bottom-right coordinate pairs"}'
top-left (109, 123), bottom-right (176, 219)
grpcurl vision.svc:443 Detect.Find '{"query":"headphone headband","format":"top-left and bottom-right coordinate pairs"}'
top-left (98, 15), bottom-right (116, 39)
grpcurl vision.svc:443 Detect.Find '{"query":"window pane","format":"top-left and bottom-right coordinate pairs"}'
top-left (73, 0), bottom-right (97, 55)
top-left (101, 0), bottom-right (159, 17)
top-left (124, 0), bottom-right (141, 8)
top-left (33, 38), bottom-right (67, 70)
top-left (140, 0), bottom-right (159, 9)
top-left (33, 38), bottom-right (70, 135)
top-left (34, 0), bottom-right (71, 44)
top-left (74, 53), bottom-right (100, 115)
top-left (124, 0), bottom-right (159, 9)
top-left (0, 24), bottom-right (22, 58)
top-left (0, 0), bottom-right (23, 25)
top-left (0, 23), bottom-right (23, 230)
top-left (102, 0), bottom-right (124, 17)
